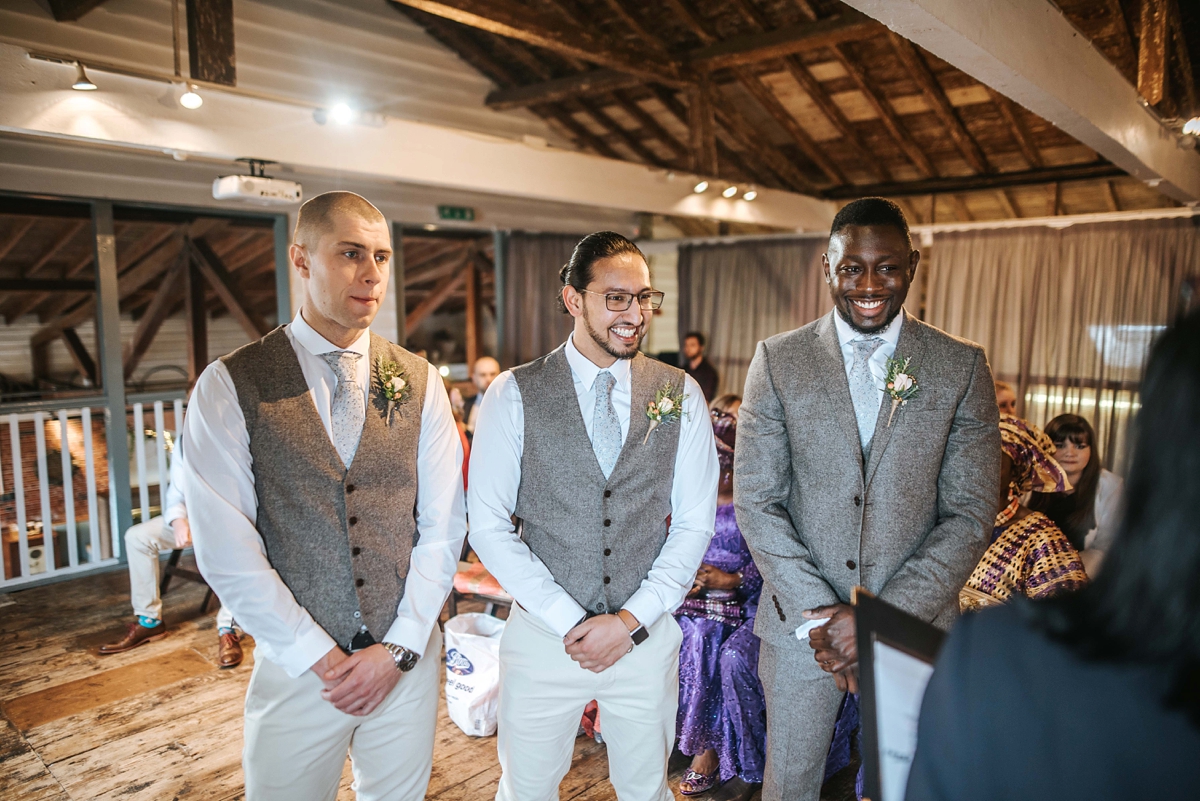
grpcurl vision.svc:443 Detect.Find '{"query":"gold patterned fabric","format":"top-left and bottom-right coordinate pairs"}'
top-left (960, 512), bottom-right (1089, 612)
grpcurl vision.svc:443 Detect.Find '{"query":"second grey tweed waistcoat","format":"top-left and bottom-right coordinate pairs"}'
top-left (513, 346), bottom-right (684, 616)
top-left (221, 327), bottom-right (428, 648)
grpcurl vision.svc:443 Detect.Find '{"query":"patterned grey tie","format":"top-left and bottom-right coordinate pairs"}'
top-left (849, 337), bottom-right (885, 455)
top-left (592, 370), bottom-right (622, 479)
top-left (322, 351), bottom-right (365, 469)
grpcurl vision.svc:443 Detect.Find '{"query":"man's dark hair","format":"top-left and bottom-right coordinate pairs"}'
top-left (830, 197), bottom-right (912, 249)
top-left (1028, 308), bottom-right (1200, 726)
top-left (558, 231), bottom-right (646, 313)
top-left (684, 331), bottom-right (706, 347)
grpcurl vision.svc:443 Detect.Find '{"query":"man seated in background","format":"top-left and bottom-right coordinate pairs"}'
top-left (99, 442), bottom-right (242, 667)
top-left (682, 331), bottom-right (719, 403)
top-left (462, 355), bottom-right (500, 441)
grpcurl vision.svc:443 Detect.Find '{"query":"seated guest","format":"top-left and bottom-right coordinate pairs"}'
top-left (907, 310), bottom-right (1200, 801)
top-left (462, 356), bottom-right (500, 440)
top-left (1029, 414), bottom-right (1124, 576)
top-left (676, 408), bottom-right (765, 798)
top-left (100, 442), bottom-right (241, 667)
top-left (709, 393), bottom-right (741, 419)
top-left (994, 380), bottom-right (1018, 416)
top-left (960, 416), bottom-right (1088, 611)
top-left (682, 331), bottom-right (719, 403)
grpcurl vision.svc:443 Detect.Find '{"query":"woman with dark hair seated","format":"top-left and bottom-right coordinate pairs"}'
top-left (907, 310), bottom-right (1200, 800)
top-left (1029, 414), bottom-right (1124, 576)
top-left (959, 416), bottom-right (1089, 611)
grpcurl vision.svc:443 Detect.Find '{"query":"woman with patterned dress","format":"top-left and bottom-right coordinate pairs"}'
top-left (675, 409), bottom-right (766, 798)
top-left (960, 416), bottom-right (1089, 612)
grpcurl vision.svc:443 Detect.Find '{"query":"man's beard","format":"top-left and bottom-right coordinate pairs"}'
top-left (582, 306), bottom-right (642, 360)
top-left (835, 302), bottom-right (901, 335)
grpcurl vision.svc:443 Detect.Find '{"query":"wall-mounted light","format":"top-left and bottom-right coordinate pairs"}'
top-left (72, 62), bottom-right (97, 91)
top-left (693, 180), bottom-right (709, 194)
top-left (742, 188), bottom-right (758, 201)
top-left (331, 103), bottom-right (355, 124)
top-left (722, 185), bottom-right (738, 198)
top-left (179, 84), bottom-right (203, 109)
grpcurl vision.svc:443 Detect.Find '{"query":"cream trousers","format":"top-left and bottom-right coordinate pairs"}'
top-left (124, 516), bottom-right (232, 629)
top-left (495, 604), bottom-right (682, 801)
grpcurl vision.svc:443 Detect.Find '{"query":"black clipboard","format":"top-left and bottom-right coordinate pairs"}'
top-left (854, 589), bottom-right (946, 801)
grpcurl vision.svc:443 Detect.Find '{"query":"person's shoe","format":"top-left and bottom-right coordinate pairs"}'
top-left (217, 630), bottom-right (243, 668)
top-left (99, 621), bottom-right (167, 654)
top-left (680, 769), bottom-right (718, 796)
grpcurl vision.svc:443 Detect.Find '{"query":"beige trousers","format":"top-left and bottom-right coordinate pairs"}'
top-left (243, 624), bottom-right (442, 801)
top-left (495, 604), bottom-right (682, 801)
top-left (125, 516), bottom-right (233, 629)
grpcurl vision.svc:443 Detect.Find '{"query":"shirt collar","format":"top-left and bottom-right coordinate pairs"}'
top-left (291, 310), bottom-right (371, 358)
top-left (832, 306), bottom-right (906, 348)
top-left (564, 334), bottom-right (632, 390)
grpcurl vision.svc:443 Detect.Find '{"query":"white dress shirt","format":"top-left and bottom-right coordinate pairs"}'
top-left (468, 336), bottom-right (718, 638)
top-left (162, 447), bottom-right (187, 526)
top-left (832, 307), bottom-right (907, 408)
top-left (183, 310), bottom-right (465, 678)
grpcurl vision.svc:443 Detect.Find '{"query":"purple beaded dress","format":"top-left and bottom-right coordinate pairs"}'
top-left (674, 502), bottom-right (767, 784)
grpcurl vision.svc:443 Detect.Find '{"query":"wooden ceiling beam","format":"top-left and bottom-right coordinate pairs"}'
top-left (46, 0), bottom-right (110, 21)
top-left (0, 279), bottom-right (93, 292)
top-left (1168, 0), bottom-right (1196, 114)
top-left (189, 238), bottom-right (270, 340)
top-left (886, 32), bottom-right (989, 174)
top-left (821, 161), bottom-right (1124, 199)
top-left (688, 77), bottom-right (719, 176)
top-left (406, 264), bottom-right (468, 331)
top-left (733, 67), bottom-right (843, 185)
top-left (687, 8), bottom-right (878, 71)
top-left (950, 194), bottom-right (973, 222)
top-left (575, 97), bottom-right (670, 167)
top-left (60, 327), bottom-right (97, 385)
top-left (2, 220), bottom-right (88, 321)
top-left (830, 43), bottom-right (935, 179)
top-left (996, 189), bottom-right (1020, 218)
top-left (124, 253), bottom-right (187, 380)
top-left (713, 102), bottom-right (818, 194)
top-left (487, 70), bottom-right (640, 109)
top-left (988, 89), bottom-right (1043, 169)
top-left (782, 57), bottom-right (888, 182)
top-left (539, 105), bottom-right (621, 158)
top-left (1137, 0), bottom-right (1168, 106)
top-left (0, 218), bottom-right (36, 263)
top-left (610, 91), bottom-right (689, 160)
top-left (597, 0), bottom-right (662, 52)
top-left (389, 0), bottom-right (679, 82)
top-left (1104, 180), bottom-right (1121, 212)
top-left (186, 0), bottom-right (237, 86)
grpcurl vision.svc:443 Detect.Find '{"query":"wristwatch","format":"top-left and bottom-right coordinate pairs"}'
top-left (617, 609), bottom-right (649, 647)
top-left (381, 642), bottom-right (419, 672)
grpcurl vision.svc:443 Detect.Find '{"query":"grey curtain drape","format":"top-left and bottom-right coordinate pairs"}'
top-left (677, 237), bottom-right (831, 397)
top-left (924, 216), bottom-right (1200, 469)
top-left (502, 233), bottom-right (578, 367)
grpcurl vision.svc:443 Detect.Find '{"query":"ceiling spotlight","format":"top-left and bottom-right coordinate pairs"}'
top-left (331, 103), bottom-right (355, 125)
top-left (693, 180), bottom-right (709, 193)
top-left (179, 84), bottom-right (203, 109)
top-left (72, 62), bottom-right (97, 91)
top-left (742, 189), bottom-right (758, 201)
top-left (1184, 117), bottom-right (1200, 136)
top-left (722, 185), bottom-right (738, 198)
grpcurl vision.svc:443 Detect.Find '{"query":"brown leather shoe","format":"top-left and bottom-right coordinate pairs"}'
top-left (217, 630), bottom-right (243, 668)
top-left (99, 621), bottom-right (167, 654)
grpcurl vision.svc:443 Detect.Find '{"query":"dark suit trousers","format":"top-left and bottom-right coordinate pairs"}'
top-left (758, 636), bottom-right (845, 801)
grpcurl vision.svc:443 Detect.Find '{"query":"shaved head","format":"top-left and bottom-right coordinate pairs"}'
top-left (294, 191), bottom-right (386, 249)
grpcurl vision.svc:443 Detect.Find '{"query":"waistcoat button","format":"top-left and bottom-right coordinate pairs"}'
top-left (596, 602), bottom-right (606, 612)
top-left (348, 516), bottom-right (358, 525)
top-left (603, 519), bottom-right (611, 527)
top-left (603, 576), bottom-right (611, 584)
top-left (604, 490), bottom-right (612, 498)
top-left (355, 578), bottom-right (365, 587)
top-left (346, 484), bottom-right (356, 493)
top-left (604, 548), bottom-right (612, 556)
top-left (853, 495), bottom-right (862, 507)
top-left (352, 547), bottom-right (361, 556)
top-left (846, 560), bottom-right (857, 570)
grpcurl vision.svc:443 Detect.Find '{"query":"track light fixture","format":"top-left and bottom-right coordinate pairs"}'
top-left (722, 185), bottom-right (738, 198)
top-left (72, 62), bottom-right (97, 91)
top-left (693, 180), bottom-right (709, 194)
top-left (180, 84), bottom-right (203, 109)
top-left (743, 188), bottom-right (758, 201)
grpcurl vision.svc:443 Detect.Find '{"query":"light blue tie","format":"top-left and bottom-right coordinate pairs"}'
top-left (592, 370), bottom-right (621, 478)
top-left (322, 351), bottom-right (365, 468)
top-left (849, 337), bottom-right (884, 456)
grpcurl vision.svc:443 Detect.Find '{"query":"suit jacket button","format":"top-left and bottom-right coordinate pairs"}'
top-left (603, 519), bottom-right (611, 527)
top-left (348, 516), bottom-right (358, 525)
top-left (853, 495), bottom-right (862, 507)
top-left (604, 548), bottom-right (612, 556)
top-left (603, 576), bottom-right (611, 584)
top-left (346, 484), bottom-right (356, 493)
top-left (604, 490), bottom-right (612, 498)
top-left (352, 547), bottom-right (361, 556)
top-left (846, 560), bottom-right (857, 570)
top-left (355, 578), bottom-right (365, 587)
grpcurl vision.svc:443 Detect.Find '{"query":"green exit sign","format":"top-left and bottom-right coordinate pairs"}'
top-left (437, 205), bottom-right (476, 222)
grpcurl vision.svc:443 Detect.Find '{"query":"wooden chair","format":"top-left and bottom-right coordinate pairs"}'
top-left (160, 549), bottom-right (216, 616)
top-left (447, 560), bottom-right (512, 618)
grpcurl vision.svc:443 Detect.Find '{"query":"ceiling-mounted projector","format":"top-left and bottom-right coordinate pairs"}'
top-left (212, 159), bottom-right (302, 205)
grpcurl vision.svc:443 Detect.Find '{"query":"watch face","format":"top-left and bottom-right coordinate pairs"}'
top-left (631, 626), bottom-right (649, 646)
top-left (399, 651), bottom-right (419, 671)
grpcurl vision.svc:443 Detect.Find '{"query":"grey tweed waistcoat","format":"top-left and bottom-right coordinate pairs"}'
top-left (221, 326), bottom-right (427, 648)
top-left (513, 346), bottom-right (684, 616)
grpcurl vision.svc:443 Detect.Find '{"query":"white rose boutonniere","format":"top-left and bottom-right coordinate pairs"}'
top-left (884, 354), bottom-right (919, 427)
top-left (644, 383), bottom-right (688, 444)
top-left (377, 359), bottom-right (411, 425)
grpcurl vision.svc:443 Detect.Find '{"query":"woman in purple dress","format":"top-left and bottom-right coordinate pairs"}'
top-left (676, 405), bottom-right (767, 798)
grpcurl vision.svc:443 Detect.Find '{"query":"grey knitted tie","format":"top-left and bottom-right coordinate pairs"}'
top-left (849, 337), bottom-right (884, 454)
top-left (322, 351), bottom-right (364, 468)
top-left (592, 370), bottom-right (621, 479)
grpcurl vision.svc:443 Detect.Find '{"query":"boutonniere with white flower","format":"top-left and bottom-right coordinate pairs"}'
top-left (884, 354), bottom-right (919, 427)
top-left (377, 359), bottom-right (411, 425)
top-left (644, 383), bottom-right (688, 444)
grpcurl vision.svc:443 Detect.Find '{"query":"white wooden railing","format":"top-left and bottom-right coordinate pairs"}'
top-left (0, 394), bottom-right (185, 590)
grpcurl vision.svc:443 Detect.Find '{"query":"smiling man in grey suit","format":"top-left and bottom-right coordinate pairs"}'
top-left (734, 198), bottom-right (1001, 800)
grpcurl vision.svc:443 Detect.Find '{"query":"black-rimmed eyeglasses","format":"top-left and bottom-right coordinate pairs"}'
top-left (579, 289), bottom-right (666, 312)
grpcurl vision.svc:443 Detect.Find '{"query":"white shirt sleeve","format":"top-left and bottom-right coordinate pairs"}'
top-left (183, 360), bottom-right (339, 678)
top-left (621, 374), bottom-right (718, 629)
top-left (1088, 469), bottom-right (1124, 552)
top-left (467, 371), bottom-right (589, 637)
top-left (163, 449), bottom-right (188, 526)
top-left (382, 363), bottom-right (467, 656)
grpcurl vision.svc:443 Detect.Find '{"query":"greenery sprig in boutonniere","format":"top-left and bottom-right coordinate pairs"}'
top-left (644, 383), bottom-right (688, 444)
top-left (377, 358), bottom-right (411, 426)
top-left (884, 355), bottom-right (919, 427)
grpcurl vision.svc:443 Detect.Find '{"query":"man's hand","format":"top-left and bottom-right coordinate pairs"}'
top-left (319, 644), bottom-right (402, 716)
top-left (805, 603), bottom-right (857, 675)
top-left (563, 615), bottom-right (633, 673)
top-left (693, 563), bottom-right (741, 592)
top-left (832, 666), bottom-right (859, 694)
top-left (310, 645), bottom-right (349, 689)
top-left (171, 518), bottom-right (192, 549)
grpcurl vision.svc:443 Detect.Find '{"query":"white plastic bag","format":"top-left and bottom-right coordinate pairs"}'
top-left (443, 613), bottom-right (506, 737)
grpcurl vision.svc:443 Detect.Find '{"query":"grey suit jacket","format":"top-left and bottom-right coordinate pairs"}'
top-left (734, 311), bottom-right (1000, 646)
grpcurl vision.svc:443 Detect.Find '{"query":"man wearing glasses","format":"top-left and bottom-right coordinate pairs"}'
top-left (468, 231), bottom-right (718, 801)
